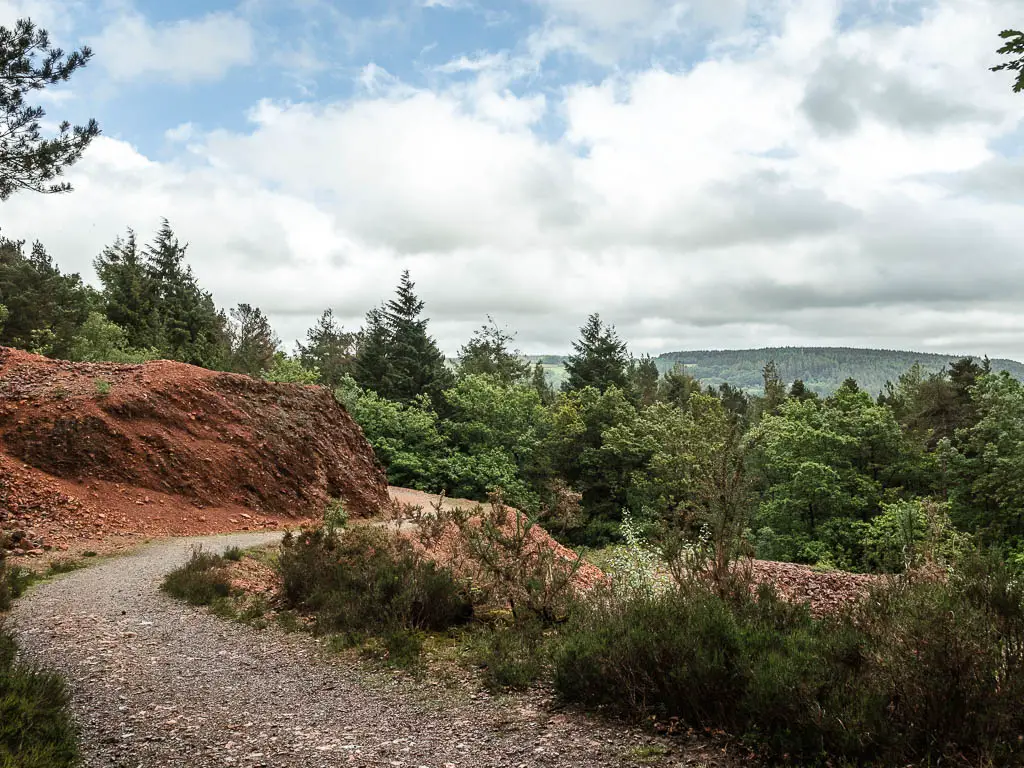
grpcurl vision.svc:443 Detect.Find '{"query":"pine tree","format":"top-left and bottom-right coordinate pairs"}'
top-left (0, 19), bottom-right (100, 200)
top-left (628, 354), bottom-right (660, 406)
top-left (659, 363), bottom-right (701, 407)
top-left (94, 229), bottom-right (161, 349)
top-left (789, 379), bottom-right (819, 402)
top-left (352, 307), bottom-right (391, 394)
top-left (297, 309), bottom-right (358, 388)
top-left (143, 219), bottom-right (224, 367)
top-left (0, 236), bottom-right (95, 356)
top-left (531, 361), bottom-right (556, 405)
top-left (562, 313), bottom-right (629, 393)
top-left (457, 316), bottom-right (530, 383)
top-left (761, 360), bottom-right (788, 415)
top-left (380, 271), bottom-right (452, 403)
top-left (226, 303), bottom-right (278, 376)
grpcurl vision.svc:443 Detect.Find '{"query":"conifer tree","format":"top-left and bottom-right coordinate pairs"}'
top-left (143, 219), bottom-right (224, 367)
top-left (297, 309), bottom-right (358, 387)
top-left (659, 362), bottom-right (701, 407)
top-left (562, 313), bottom-right (629, 393)
top-left (761, 360), bottom-right (788, 415)
top-left (226, 303), bottom-right (278, 376)
top-left (380, 271), bottom-right (452, 403)
top-left (531, 360), bottom-right (556, 405)
top-left (352, 306), bottom-right (390, 394)
top-left (0, 236), bottom-right (95, 356)
top-left (94, 229), bottom-right (161, 350)
top-left (628, 354), bottom-right (660, 406)
top-left (0, 19), bottom-right (100, 199)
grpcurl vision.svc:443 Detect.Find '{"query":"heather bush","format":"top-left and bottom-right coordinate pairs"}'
top-left (278, 525), bottom-right (472, 641)
top-left (0, 627), bottom-right (79, 768)
top-left (553, 553), bottom-right (1024, 765)
top-left (161, 548), bottom-right (232, 605)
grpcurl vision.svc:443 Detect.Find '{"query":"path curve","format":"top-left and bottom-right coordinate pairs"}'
top-left (8, 533), bottom-right (684, 768)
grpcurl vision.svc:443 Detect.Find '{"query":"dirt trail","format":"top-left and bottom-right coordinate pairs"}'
top-left (8, 532), bottom-right (705, 768)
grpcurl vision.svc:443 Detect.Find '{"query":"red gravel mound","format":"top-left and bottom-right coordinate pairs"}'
top-left (0, 347), bottom-right (389, 556)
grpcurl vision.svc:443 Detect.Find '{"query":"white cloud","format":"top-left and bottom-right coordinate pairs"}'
top-left (88, 10), bottom-right (254, 83)
top-left (4, 0), bottom-right (1024, 359)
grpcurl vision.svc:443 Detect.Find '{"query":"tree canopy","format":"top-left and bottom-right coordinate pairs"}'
top-left (992, 29), bottom-right (1024, 92)
top-left (0, 18), bottom-right (99, 199)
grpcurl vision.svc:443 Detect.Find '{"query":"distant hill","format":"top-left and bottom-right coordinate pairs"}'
top-left (526, 347), bottom-right (1024, 396)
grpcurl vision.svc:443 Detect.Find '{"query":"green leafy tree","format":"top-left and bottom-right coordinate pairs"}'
top-left (457, 317), bottom-right (530, 384)
top-left (562, 313), bottom-right (629, 394)
top-left (297, 309), bottom-right (357, 388)
top-left (67, 312), bottom-right (158, 363)
top-left (0, 302), bottom-right (7, 334)
top-left (226, 303), bottom-right (278, 377)
top-left (262, 352), bottom-right (321, 384)
top-left (543, 385), bottom-right (638, 543)
top-left (992, 29), bottom-right (1024, 92)
top-left (0, 18), bottom-right (100, 199)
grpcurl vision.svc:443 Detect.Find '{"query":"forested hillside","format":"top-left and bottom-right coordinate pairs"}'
top-left (529, 348), bottom-right (1024, 395)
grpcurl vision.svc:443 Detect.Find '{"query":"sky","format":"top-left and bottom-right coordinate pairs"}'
top-left (1, 0), bottom-right (1023, 358)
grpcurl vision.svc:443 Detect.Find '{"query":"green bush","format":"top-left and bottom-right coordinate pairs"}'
top-left (161, 549), bottom-right (232, 605)
top-left (221, 546), bottom-right (244, 562)
top-left (278, 526), bottom-right (473, 641)
top-left (0, 556), bottom-right (32, 612)
top-left (553, 557), bottom-right (1024, 765)
top-left (0, 627), bottom-right (79, 768)
top-left (478, 620), bottom-right (549, 691)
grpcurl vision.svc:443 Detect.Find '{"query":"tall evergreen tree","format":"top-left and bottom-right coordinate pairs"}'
top-left (659, 363), bottom-right (701, 407)
top-left (531, 361), bottom-right (556, 405)
top-left (380, 271), bottom-right (452, 403)
top-left (0, 236), bottom-right (96, 356)
top-left (627, 354), bottom-right (660, 406)
top-left (94, 229), bottom-right (161, 350)
top-left (562, 313), bottom-right (629, 393)
top-left (761, 360), bottom-right (788, 415)
top-left (142, 220), bottom-right (224, 367)
top-left (226, 303), bottom-right (278, 376)
top-left (352, 306), bottom-right (391, 394)
top-left (297, 309), bottom-right (358, 388)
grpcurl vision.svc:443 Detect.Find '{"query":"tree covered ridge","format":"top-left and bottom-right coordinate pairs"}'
top-left (531, 347), bottom-right (1024, 397)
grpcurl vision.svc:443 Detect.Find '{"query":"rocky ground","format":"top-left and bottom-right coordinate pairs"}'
top-left (8, 532), bottom-right (732, 768)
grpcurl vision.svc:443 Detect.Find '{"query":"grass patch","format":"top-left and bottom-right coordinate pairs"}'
top-left (161, 548), bottom-right (231, 606)
top-left (46, 558), bottom-right (86, 576)
top-left (0, 557), bottom-right (33, 612)
top-left (221, 546), bottom-right (244, 562)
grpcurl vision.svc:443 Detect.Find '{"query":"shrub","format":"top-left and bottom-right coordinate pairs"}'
top-left (553, 554), bottom-right (1024, 765)
top-left (0, 555), bottom-right (32, 612)
top-left (478, 620), bottom-right (549, 691)
top-left (0, 626), bottom-right (79, 768)
top-left (278, 526), bottom-right (472, 641)
top-left (161, 549), bottom-right (232, 605)
top-left (221, 546), bottom-right (244, 562)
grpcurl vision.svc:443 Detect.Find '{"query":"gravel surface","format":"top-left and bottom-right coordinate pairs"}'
top-left (8, 533), bottom-right (718, 768)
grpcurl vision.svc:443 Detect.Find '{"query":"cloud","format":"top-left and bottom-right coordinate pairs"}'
top-left (4, 0), bottom-right (1024, 360)
top-left (88, 10), bottom-right (254, 84)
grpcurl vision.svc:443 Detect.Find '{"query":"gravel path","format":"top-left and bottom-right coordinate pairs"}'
top-left (8, 533), bottom-right (708, 768)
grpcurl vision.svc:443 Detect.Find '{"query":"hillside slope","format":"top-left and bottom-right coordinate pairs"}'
top-left (0, 347), bottom-right (389, 553)
top-left (529, 347), bottom-right (1024, 395)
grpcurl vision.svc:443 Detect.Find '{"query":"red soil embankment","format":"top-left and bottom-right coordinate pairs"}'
top-left (0, 347), bottom-right (389, 558)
